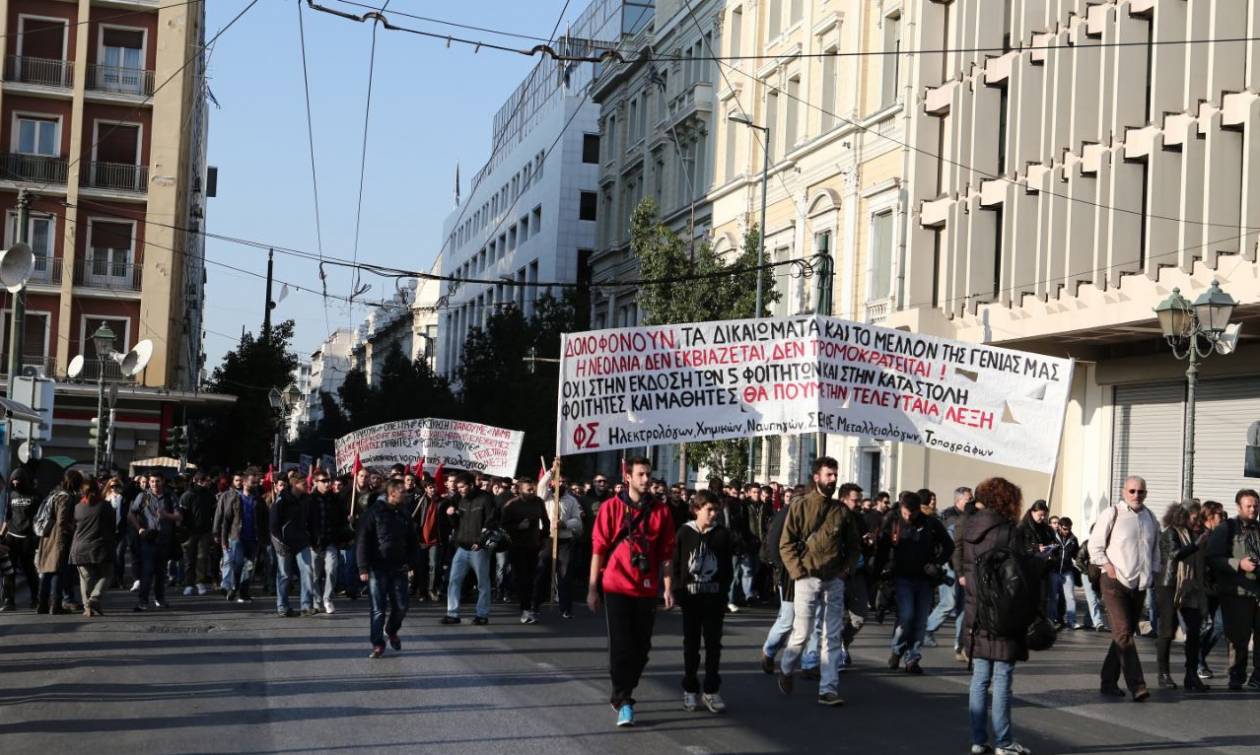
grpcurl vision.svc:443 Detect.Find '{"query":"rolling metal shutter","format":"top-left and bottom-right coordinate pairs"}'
top-left (1112, 383), bottom-right (1184, 520)
top-left (1190, 377), bottom-right (1260, 506)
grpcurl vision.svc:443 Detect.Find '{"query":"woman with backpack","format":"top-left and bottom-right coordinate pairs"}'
top-left (962, 477), bottom-right (1032, 755)
top-left (35, 470), bottom-right (82, 614)
top-left (1154, 502), bottom-right (1209, 691)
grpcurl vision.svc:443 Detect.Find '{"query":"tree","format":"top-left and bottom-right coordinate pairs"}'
top-left (456, 293), bottom-right (575, 475)
top-left (630, 198), bottom-right (778, 479)
top-left (192, 320), bottom-right (300, 470)
top-left (334, 344), bottom-right (455, 432)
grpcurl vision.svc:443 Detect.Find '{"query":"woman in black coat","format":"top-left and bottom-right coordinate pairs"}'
top-left (70, 479), bottom-right (115, 617)
top-left (962, 478), bottom-right (1031, 755)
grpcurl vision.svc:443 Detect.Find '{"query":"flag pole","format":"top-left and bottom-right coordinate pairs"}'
top-left (549, 457), bottom-right (562, 608)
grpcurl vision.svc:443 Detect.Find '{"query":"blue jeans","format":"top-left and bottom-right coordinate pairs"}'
top-left (925, 567), bottom-right (962, 649)
top-left (339, 547), bottom-right (361, 597)
top-left (227, 538), bottom-right (257, 595)
top-left (1082, 574), bottom-right (1105, 628)
top-left (275, 547), bottom-right (315, 611)
top-left (729, 553), bottom-right (757, 604)
top-left (762, 586), bottom-right (819, 669)
top-left (969, 658), bottom-right (1015, 748)
top-left (1049, 570), bottom-right (1077, 626)
top-left (891, 576), bottom-right (933, 664)
top-left (369, 568), bottom-right (410, 647)
top-left (446, 547), bottom-right (491, 618)
top-left (1200, 600), bottom-right (1224, 669)
top-left (780, 577), bottom-right (845, 694)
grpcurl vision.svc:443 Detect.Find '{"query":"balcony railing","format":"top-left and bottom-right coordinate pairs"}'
top-left (28, 256), bottom-right (63, 286)
top-left (79, 357), bottom-right (131, 382)
top-left (86, 64), bottom-right (155, 96)
top-left (4, 56), bottom-right (74, 88)
top-left (1, 153), bottom-right (69, 185)
top-left (81, 161), bottom-right (149, 192)
top-left (74, 259), bottom-right (142, 291)
top-left (865, 298), bottom-right (891, 324)
top-left (0, 354), bottom-right (56, 379)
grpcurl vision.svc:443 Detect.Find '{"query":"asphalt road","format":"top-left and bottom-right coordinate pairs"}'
top-left (1, 587), bottom-right (1257, 755)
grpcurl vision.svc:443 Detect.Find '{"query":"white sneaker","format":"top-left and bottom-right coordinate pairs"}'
top-left (520, 611), bottom-right (530, 624)
top-left (702, 693), bottom-right (726, 713)
top-left (325, 601), bottom-right (335, 615)
top-left (183, 586), bottom-right (195, 596)
top-left (682, 692), bottom-right (698, 712)
top-left (727, 603), bottom-right (740, 613)
top-left (525, 611), bottom-right (538, 624)
top-left (130, 580), bottom-right (141, 592)
top-left (995, 743), bottom-right (1032, 755)
top-left (197, 584), bottom-right (210, 595)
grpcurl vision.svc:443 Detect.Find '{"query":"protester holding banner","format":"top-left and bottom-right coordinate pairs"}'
top-left (588, 457), bottom-right (676, 728)
top-left (537, 464), bottom-right (583, 620)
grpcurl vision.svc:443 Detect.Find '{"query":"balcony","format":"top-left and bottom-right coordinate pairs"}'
top-left (1, 153), bottom-right (69, 185)
top-left (78, 357), bottom-right (132, 382)
top-left (665, 81), bottom-right (714, 132)
top-left (86, 64), bottom-right (155, 97)
top-left (81, 161), bottom-right (149, 193)
top-left (74, 259), bottom-right (142, 292)
top-left (0, 354), bottom-right (56, 379)
top-left (3, 56), bottom-right (74, 89)
top-left (865, 298), bottom-right (891, 324)
top-left (27, 256), bottom-right (64, 287)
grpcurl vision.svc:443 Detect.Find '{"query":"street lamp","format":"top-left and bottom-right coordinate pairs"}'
top-left (89, 323), bottom-right (116, 475)
top-left (269, 384), bottom-right (302, 469)
top-left (729, 112), bottom-right (771, 483)
top-left (1154, 280), bottom-right (1238, 501)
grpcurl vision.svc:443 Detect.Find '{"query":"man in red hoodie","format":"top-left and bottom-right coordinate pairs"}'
top-left (587, 456), bottom-right (675, 728)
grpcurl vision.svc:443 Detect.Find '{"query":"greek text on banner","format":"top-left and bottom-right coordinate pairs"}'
top-left (555, 315), bottom-right (1074, 474)
top-left (335, 418), bottom-right (525, 478)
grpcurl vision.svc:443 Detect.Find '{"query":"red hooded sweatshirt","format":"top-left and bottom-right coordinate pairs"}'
top-left (591, 490), bottom-right (676, 598)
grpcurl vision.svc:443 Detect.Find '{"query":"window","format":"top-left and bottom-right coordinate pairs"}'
top-left (820, 50), bottom-right (837, 131)
top-left (636, 93), bottom-right (647, 139)
top-left (869, 210), bottom-right (894, 299)
top-left (656, 69), bottom-right (669, 117)
top-left (730, 8), bottom-right (743, 58)
top-left (790, 0), bottom-right (803, 24)
top-left (725, 117), bottom-right (738, 180)
top-left (87, 220), bottom-right (134, 282)
top-left (16, 116), bottom-right (57, 156)
top-left (813, 231), bottom-right (833, 314)
top-left (629, 99), bottom-right (639, 143)
top-left (766, 435), bottom-right (782, 477)
top-left (882, 13), bottom-right (902, 108)
top-left (579, 191), bottom-right (598, 221)
top-left (522, 163), bottom-right (532, 190)
top-left (772, 247), bottom-right (791, 317)
top-left (519, 215), bottom-right (530, 242)
top-left (768, 0), bottom-right (782, 39)
top-left (5, 212), bottom-right (53, 281)
top-left (508, 226), bottom-right (517, 252)
top-left (98, 27), bottom-right (145, 94)
top-left (785, 77), bottom-right (800, 147)
top-left (2, 310), bottom-right (50, 372)
top-left (693, 131), bottom-right (708, 195)
top-left (582, 133), bottom-right (600, 163)
top-left (654, 157), bottom-right (665, 204)
top-left (606, 114), bottom-right (616, 158)
top-left (766, 91), bottom-right (779, 160)
top-left (532, 205), bottom-right (542, 231)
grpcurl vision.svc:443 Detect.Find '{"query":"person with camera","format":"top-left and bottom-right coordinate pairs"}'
top-left (877, 489), bottom-right (954, 674)
top-left (443, 471), bottom-right (498, 625)
top-left (127, 473), bottom-right (181, 612)
top-left (587, 456), bottom-right (675, 728)
top-left (775, 457), bottom-right (860, 706)
top-left (961, 477), bottom-right (1034, 755)
top-left (356, 480), bottom-right (417, 658)
top-left (1206, 488), bottom-right (1260, 690)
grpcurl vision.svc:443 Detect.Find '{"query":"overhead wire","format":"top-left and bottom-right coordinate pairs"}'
top-left (327, 0), bottom-right (554, 43)
top-left (295, 0), bottom-right (333, 336)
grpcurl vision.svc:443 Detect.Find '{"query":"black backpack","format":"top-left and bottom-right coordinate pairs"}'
top-left (973, 529), bottom-right (1039, 640)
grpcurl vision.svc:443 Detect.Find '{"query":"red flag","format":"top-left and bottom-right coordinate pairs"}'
top-left (263, 464), bottom-right (274, 494)
top-left (306, 458), bottom-right (317, 489)
top-left (414, 459), bottom-right (425, 479)
top-left (351, 453), bottom-right (363, 478)
top-left (433, 462), bottom-right (446, 494)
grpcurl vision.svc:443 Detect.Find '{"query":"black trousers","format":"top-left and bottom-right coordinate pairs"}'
top-left (1154, 585), bottom-right (1202, 679)
top-left (1220, 595), bottom-right (1260, 685)
top-left (510, 546), bottom-right (540, 612)
top-left (604, 592), bottom-right (657, 707)
top-left (680, 593), bottom-right (725, 694)
top-left (1100, 576), bottom-right (1147, 692)
top-left (1, 533), bottom-right (38, 606)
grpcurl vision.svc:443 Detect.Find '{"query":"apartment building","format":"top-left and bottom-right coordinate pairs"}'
top-left (295, 327), bottom-right (352, 432)
top-left (889, 0), bottom-right (1260, 525)
top-left (707, 0), bottom-right (910, 488)
top-left (434, 0), bottom-right (621, 381)
top-left (348, 282), bottom-right (416, 385)
top-left (0, 0), bottom-right (222, 469)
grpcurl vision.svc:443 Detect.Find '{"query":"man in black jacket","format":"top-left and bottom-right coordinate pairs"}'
top-left (357, 480), bottom-right (417, 658)
top-left (179, 473), bottom-right (217, 596)
top-left (442, 472), bottom-right (499, 625)
top-left (270, 476), bottom-right (315, 617)
top-left (877, 490), bottom-right (954, 674)
top-left (308, 472), bottom-right (350, 614)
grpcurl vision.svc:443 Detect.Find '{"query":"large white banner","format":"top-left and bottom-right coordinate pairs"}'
top-left (556, 315), bottom-right (1074, 473)
top-left (335, 418), bottom-right (525, 478)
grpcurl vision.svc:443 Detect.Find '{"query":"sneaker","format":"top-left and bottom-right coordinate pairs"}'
top-left (1071, 623), bottom-right (1084, 630)
top-left (727, 603), bottom-right (740, 613)
top-left (922, 632), bottom-right (939, 648)
top-left (906, 661), bottom-right (924, 675)
top-left (887, 651), bottom-right (902, 669)
top-left (971, 747), bottom-right (994, 755)
top-left (995, 743), bottom-right (1032, 755)
top-left (235, 596), bottom-right (248, 604)
top-left (561, 611), bottom-right (573, 619)
top-left (324, 601), bottom-right (335, 615)
top-left (1245, 678), bottom-right (1260, 691)
top-left (955, 649), bottom-right (969, 664)
top-left (801, 667), bottom-right (820, 681)
top-left (183, 586), bottom-right (195, 596)
top-left (152, 601), bottom-right (167, 609)
top-left (702, 693), bottom-right (726, 713)
top-left (776, 671), bottom-right (794, 695)
top-left (301, 608), bottom-right (318, 617)
top-left (387, 633), bottom-right (401, 651)
top-left (520, 611), bottom-right (531, 624)
top-left (1131, 685), bottom-right (1150, 702)
top-left (760, 653), bottom-right (776, 675)
top-left (197, 584), bottom-right (210, 596)
top-left (130, 580), bottom-right (141, 592)
top-left (1100, 683), bottom-right (1126, 698)
top-left (472, 616), bottom-right (489, 626)
top-left (615, 704), bottom-right (635, 727)
top-left (682, 692), bottom-right (698, 712)
top-left (525, 612), bottom-right (538, 624)
top-left (1198, 664), bottom-right (1213, 680)
top-left (441, 616), bottom-right (461, 625)
top-left (132, 604), bottom-right (147, 612)
top-left (817, 692), bottom-right (844, 706)
top-left (277, 610), bottom-right (290, 618)
top-left (226, 590), bottom-right (237, 602)
top-left (368, 646), bottom-right (385, 659)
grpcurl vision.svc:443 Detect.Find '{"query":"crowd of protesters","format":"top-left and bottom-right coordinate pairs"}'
top-left (1, 456), bottom-right (1258, 752)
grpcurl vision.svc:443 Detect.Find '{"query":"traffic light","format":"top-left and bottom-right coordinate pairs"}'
top-left (88, 416), bottom-right (103, 446)
top-left (166, 424), bottom-right (188, 458)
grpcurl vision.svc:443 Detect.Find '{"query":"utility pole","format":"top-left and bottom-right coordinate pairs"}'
top-left (6, 190), bottom-right (31, 471)
top-left (263, 248), bottom-right (274, 335)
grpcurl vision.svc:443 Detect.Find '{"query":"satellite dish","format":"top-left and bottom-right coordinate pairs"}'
top-left (1215, 322), bottom-right (1243, 356)
top-left (0, 242), bottom-right (34, 293)
top-left (120, 339), bottom-right (153, 377)
top-left (67, 354), bottom-right (85, 379)
top-left (18, 441), bottom-right (41, 464)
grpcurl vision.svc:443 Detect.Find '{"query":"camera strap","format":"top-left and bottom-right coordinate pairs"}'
top-left (608, 499), bottom-right (651, 557)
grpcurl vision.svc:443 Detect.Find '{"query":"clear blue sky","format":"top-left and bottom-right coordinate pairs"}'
top-left (202, 0), bottom-right (579, 367)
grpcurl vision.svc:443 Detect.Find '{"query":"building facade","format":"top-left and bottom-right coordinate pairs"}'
top-left (0, 0), bottom-right (219, 469)
top-left (433, 0), bottom-right (630, 381)
top-left (888, 0), bottom-right (1260, 527)
top-left (295, 327), bottom-right (352, 432)
top-left (348, 282), bottom-right (416, 386)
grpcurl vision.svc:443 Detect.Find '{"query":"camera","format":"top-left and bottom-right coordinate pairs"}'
top-left (924, 563), bottom-right (954, 586)
top-left (630, 550), bottom-right (650, 572)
